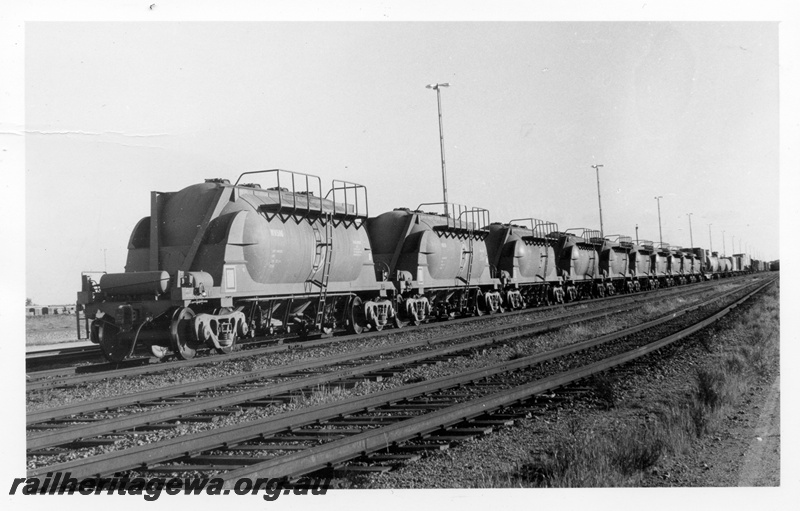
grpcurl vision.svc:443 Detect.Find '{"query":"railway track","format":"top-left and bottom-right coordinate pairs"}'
top-left (27, 276), bottom-right (733, 373)
top-left (26, 274), bottom-right (776, 481)
top-left (25, 342), bottom-right (109, 371)
top-left (25, 275), bottom-right (745, 390)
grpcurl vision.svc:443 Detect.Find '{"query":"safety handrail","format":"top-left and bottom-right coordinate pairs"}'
top-left (564, 228), bottom-right (603, 244)
top-left (324, 179), bottom-right (369, 219)
top-left (416, 202), bottom-right (491, 231)
top-left (235, 169), bottom-right (324, 217)
top-left (507, 218), bottom-right (560, 240)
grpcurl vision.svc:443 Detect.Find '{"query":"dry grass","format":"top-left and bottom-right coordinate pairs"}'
top-left (26, 314), bottom-right (82, 346)
top-left (485, 282), bottom-right (779, 487)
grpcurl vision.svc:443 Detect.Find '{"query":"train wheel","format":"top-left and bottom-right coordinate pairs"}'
top-left (170, 307), bottom-right (201, 360)
top-left (214, 307), bottom-right (238, 354)
top-left (595, 284), bottom-right (605, 299)
top-left (97, 321), bottom-right (133, 363)
top-left (474, 291), bottom-right (487, 316)
top-left (347, 296), bottom-right (367, 335)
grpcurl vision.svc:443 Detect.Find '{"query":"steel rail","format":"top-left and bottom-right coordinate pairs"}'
top-left (28, 277), bottom-right (740, 424)
top-left (25, 273), bottom-right (735, 385)
top-left (26, 275), bottom-right (775, 479)
top-left (27, 301), bottom-right (644, 447)
top-left (25, 287), bottom-right (662, 392)
top-left (26, 273), bottom-right (744, 391)
top-left (25, 286), bottom-right (717, 450)
top-left (26, 344), bottom-right (99, 360)
top-left (220, 275), bottom-right (778, 482)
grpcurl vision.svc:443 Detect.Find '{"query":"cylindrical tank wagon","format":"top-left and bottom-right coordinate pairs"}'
top-left (367, 203), bottom-right (497, 322)
top-left (599, 235), bottom-right (635, 294)
top-left (482, 218), bottom-right (563, 307)
top-left (79, 170), bottom-right (393, 362)
top-left (630, 240), bottom-right (657, 291)
top-left (651, 243), bottom-right (673, 287)
top-left (76, 169), bottom-right (767, 363)
top-left (552, 229), bottom-right (604, 300)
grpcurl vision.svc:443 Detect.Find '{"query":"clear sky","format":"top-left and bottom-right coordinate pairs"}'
top-left (21, 20), bottom-right (780, 305)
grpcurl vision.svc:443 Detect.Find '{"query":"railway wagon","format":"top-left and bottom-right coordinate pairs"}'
top-left (629, 241), bottom-right (657, 291)
top-left (704, 250), bottom-right (720, 279)
top-left (666, 245), bottom-right (687, 286)
top-left (78, 169), bottom-right (393, 362)
top-left (733, 253), bottom-right (751, 272)
top-left (552, 229), bottom-right (603, 300)
top-left (683, 248), bottom-right (704, 283)
top-left (482, 218), bottom-right (563, 307)
top-left (651, 243), bottom-right (672, 286)
top-left (367, 204), bottom-right (497, 323)
top-left (599, 235), bottom-right (635, 294)
top-left (667, 246), bottom-right (688, 285)
top-left (719, 256), bottom-right (733, 274)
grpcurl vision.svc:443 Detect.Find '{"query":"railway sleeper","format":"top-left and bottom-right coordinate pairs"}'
top-left (333, 465), bottom-right (393, 474)
top-left (396, 443), bottom-right (451, 452)
top-left (129, 424), bottom-right (180, 432)
top-left (425, 435), bottom-right (476, 443)
top-left (432, 427), bottom-right (493, 436)
top-left (224, 444), bottom-right (307, 451)
top-left (468, 419), bottom-right (515, 427)
top-left (324, 418), bottom-right (403, 426)
top-left (386, 403), bottom-right (454, 410)
top-left (237, 399), bottom-right (292, 407)
top-left (61, 439), bottom-right (117, 448)
top-left (165, 415), bottom-right (218, 423)
top-left (28, 449), bottom-right (71, 456)
top-left (293, 428), bottom-right (363, 436)
top-left (144, 465), bottom-right (234, 473)
top-left (183, 455), bottom-right (269, 466)
top-left (271, 432), bottom-right (348, 439)
top-left (364, 454), bottom-right (421, 463)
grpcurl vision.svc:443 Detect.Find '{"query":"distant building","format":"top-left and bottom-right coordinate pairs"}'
top-left (26, 305), bottom-right (76, 316)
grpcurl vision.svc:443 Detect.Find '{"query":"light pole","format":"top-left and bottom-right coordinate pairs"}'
top-left (708, 224), bottom-right (713, 253)
top-left (426, 82), bottom-right (450, 217)
top-left (591, 164), bottom-right (605, 238)
top-left (722, 230), bottom-right (726, 256)
top-left (687, 213), bottom-right (694, 248)
top-left (655, 196), bottom-right (663, 246)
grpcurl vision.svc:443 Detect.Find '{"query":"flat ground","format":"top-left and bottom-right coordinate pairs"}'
top-left (26, 314), bottom-right (83, 346)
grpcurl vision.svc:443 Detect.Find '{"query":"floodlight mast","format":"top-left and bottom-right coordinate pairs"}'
top-left (708, 224), bottom-right (713, 253)
top-left (591, 164), bottom-right (604, 238)
top-left (655, 196), bottom-right (664, 246)
top-left (426, 82), bottom-right (450, 217)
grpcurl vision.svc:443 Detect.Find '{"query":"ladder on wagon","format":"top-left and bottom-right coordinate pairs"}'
top-left (454, 206), bottom-right (488, 312)
top-left (309, 214), bottom-right (334, 330)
